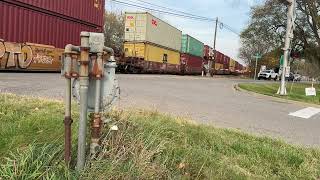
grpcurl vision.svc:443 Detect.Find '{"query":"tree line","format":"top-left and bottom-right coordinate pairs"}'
top-left (240, 0), bottom-right (320, 78)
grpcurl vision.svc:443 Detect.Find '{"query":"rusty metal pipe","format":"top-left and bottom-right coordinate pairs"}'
top-left (76, 32), bottom-right (90, 171)
top-left (63, 44), bottom-right (79, 165)
top-left (90, 53), bottom-right (103, 154)
top-left (64, 80), bottom-right (72, 164)
top-left (65, 44), bottom-right (80, 53)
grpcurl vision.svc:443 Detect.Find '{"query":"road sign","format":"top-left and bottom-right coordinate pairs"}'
top-left (280, 55), bottom-right (284, 66)
top-left (305, 87), bottom-right (317, 96)
top-left (253, 53), bottom-right (262, 59)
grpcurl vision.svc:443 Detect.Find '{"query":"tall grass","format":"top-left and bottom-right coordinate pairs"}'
top-left (81, 110), bottom-right (320, 179)
top-left (1, 94), bottom-right (320, 179)
top-left (0, 144), bottom-right (76, 179)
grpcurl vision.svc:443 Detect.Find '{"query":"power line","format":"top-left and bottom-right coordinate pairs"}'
top-left (134, 0), bottom-right (215, 21)
top-left (110, 0), bottom-right (214, 21)
top-left (109, 0), bottom-right (240, 36)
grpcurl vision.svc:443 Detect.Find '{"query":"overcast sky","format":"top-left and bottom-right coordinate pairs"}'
top-left (106, 0), bottom-right (263, 64)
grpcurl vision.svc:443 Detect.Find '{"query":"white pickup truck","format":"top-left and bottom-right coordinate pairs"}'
top-left (258, 70), bottom-right (278, 81)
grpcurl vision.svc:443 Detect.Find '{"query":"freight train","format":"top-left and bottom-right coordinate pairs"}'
top-left (117, 12), bottom-right (246, 75)
top-left (0, 3), bottom-right (245, 74)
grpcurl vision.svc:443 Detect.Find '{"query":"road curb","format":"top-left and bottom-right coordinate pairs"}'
top-left (234, 83), bottom-right (320, 108)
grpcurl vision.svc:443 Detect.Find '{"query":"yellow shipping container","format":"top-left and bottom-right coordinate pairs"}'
top-left (229, 59), bottom-right (236, 72)
top-left (124, 42), bottom-right (180, 65)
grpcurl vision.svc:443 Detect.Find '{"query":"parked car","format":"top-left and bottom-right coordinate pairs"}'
top-left (285, 72), bottom-right (295, 81)
top-left (258, 70), bottom-right (278, 80)
top-left (280, 73), bottom-right (302, 82)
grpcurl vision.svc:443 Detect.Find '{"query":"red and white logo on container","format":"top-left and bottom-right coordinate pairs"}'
top-left (151, 19), bottom-right (158, 26)
top-left (127, 16), bottom-right (134, 19)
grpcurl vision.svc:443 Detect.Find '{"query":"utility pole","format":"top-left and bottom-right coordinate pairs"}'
top-left (253, 53), bottom-right (262, 80)
top-left (208, 17), bottom-right (218, 77)
top-left (278, 0), bottom-right (295, 95)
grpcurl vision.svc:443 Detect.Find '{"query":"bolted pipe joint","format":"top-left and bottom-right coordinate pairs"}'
top-left (65, 44), bottom-right (80, 54)
top-left (90, 53), bottom-right (104, 79)
top-left (64, 44), bottom-right (80, 78)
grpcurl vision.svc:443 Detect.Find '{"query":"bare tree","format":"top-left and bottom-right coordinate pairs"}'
top-left (103, 11), bottom-right (125, 56)
top-left (240, 0), bottom-right (320, 77)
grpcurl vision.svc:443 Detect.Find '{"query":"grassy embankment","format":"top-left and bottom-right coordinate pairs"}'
top-left (1, 94), bottom-right (320, 179)
top-left (239, 82), bottom-right (320, 105)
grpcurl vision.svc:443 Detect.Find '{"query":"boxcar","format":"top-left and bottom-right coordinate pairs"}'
top-left (0, 0), bottom-right (104, 71)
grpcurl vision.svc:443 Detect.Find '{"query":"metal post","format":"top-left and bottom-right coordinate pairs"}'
top-left (207, 17), bottom-right (218, 77)
top-left (252, 53), bottom-right (261, 81)
top-left (76, 32), bottom-right (90, 171)
top-left (279, 0), bottom-right (295, 95)
top-left (254, 57), bottom-right (258, 80)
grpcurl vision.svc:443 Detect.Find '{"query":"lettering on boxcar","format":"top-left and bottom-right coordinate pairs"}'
top-left (19, 45), bottom-right (33, 68)
top-left (0, 42), bottom-right (33, 69)
top-left (33, 48), bottom-right (54, 65)
top-left (0, 41), bottom-right (56, 69)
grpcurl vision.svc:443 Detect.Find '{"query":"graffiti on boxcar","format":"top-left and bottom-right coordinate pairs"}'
top-left (32, 47), bottom-right (54, 65)
top-left (0, 41), bottom-right (54, 69)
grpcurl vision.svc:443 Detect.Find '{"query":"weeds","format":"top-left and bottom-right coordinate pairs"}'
top-left (1, 94), bottom-right (320, 179)
top-left (0, 144), bottom-right (76, 179)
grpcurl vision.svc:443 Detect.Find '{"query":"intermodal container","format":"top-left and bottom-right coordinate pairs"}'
top-left (214, 50), bottom-right (224, 64)
top-left (235, 61), bottom-right (241, 72)
top-left (214, 63), bottom-right (224, 74)
top-left (124, 42), bottom-right (180, 65)
top-left (3, 0), bottom-right (104, 27)
top-left (181, 34), bottom-right (204, 57)
top-left (180, 53), bottom-right (204, 74)
top-left (204, 45), bottom-right (214, 59)
top-left (223, 55), bottom-right (230, 70)
top-left (229, 59), bottom-right (236, 73)
top-left (0, 1), bottom-right (103, 49)
top-left (124, 12), bottom-right (182, 51)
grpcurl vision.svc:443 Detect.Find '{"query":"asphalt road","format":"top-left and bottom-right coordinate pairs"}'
top-left (1, 72), bottom-right (320, 147)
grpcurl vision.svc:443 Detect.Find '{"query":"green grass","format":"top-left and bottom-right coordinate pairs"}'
top-left (1, 94), bottom-right (320, 179)
top-left (239, 82), bottom-right (320, 105)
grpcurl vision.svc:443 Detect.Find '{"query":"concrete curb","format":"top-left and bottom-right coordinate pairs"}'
top-left (234, 83), bottom-right (320, 108)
